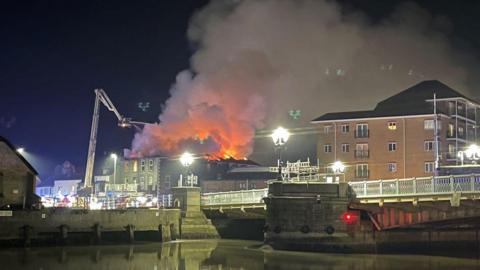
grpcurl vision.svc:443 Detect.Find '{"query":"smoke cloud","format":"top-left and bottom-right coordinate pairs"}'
top-left (131, 0), bottom-right (475, 159)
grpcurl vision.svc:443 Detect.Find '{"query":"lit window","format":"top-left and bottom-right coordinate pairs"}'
top-left (458, 126), bottom-right (465, 137)
top-left (448, 124), bottom-right (455, 137)
top-left (387, 163), bottom-right (397, 172)
top-left (324, 144), bottom-right (332, 153)
top-left (132, 160), bottom-right (138, 172)
top-left (424, 120), bottom-right (434, 130)
top-left (388, 142), bottom-right (397, 152)
top-left (388, 122), bottom-right (397, 130)
top-left (424, 141), bottom-right (434, 151)
top-left (340, 124), bottom-right (349, 133)
top-left (341, 143), bottom-right (349, 153)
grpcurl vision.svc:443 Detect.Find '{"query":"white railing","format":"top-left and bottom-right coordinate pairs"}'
top-left (201, 188), bottom-right (268, 206)
top-left (349, 174), bottom-right (480, 198)
top-left (104, 183), bottom-right (137, 192)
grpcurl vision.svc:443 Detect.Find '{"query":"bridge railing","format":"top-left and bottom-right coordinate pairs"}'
top-left (201, 188), bottom-right (268, 206)
top-left (349, 174), bottom-right (480, 198)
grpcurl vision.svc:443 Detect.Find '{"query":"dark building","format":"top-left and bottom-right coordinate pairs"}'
top-left (115, 156), bottom-right (262, 195)
top-left (0, 136), bottom-right (39, 208)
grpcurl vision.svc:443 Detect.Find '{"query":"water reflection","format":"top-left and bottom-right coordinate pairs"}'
top-left (1, 240), bottom-right (479, 270)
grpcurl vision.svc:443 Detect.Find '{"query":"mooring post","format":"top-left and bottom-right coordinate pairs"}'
top-left (22, 225), bottom-right (33, 247)
top-left (59, 225), bottom-right (69, 244)
top-left (125, 224), bottom-right (135, 243)
top-left (92, 223), bottom-right (102, 243)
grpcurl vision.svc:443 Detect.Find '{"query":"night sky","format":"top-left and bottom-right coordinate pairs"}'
top-left (1, 0), bottom-right (479, 180)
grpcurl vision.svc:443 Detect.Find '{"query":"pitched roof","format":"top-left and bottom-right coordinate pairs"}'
top-left (311, 80), bottom-right (478, 122)
top-left (0, 136), bottom-right (38, 175)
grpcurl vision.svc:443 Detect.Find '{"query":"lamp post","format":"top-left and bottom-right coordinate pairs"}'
top-left (110, 153), bottom-right (118, 185)
top-left (271, 127), bottom-right (290, 181)
top-left (179, 151), bottom-right (194, 187)
top-left (331, 161), bottom-right (346, 182)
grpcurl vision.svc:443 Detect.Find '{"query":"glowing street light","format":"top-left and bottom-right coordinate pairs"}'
top-left (16, 147), bottom-right (25, 154)
top-left (110, 153), bottom-right (118, 185)
top-left (272, 127), bottom-right (290, 181)
top-left (180, 151), bottom-right (194, 167)
top-left (458, 144), bottom-right (480, 165)
top-left (271, 127), bottom-right (290, 147)
top-left (331, 161), bottom-right (346, 173)
top-left (179, 152), bottom-right (195, 187)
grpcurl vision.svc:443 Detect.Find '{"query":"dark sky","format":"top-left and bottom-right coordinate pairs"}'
top-left (1, 0), bottom-right (479, 179)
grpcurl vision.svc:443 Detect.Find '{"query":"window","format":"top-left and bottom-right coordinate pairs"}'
top-left (164, 175), bottom-right (171, 189)
top-left (388, 122), bottom-right (397, 130)
top-left (132, 160), bottom-right (138, 172)
top-left (240, 182), bottom-right (247, 189)
top-left (355, 143), bottom-right (369, 158)
top-left (458, 126), bottom-right (465, 137)
top-left (447, 123), bottom-right (455, 137)
top-left (355, 124), bottom-right (369, 138)
top-left (341, 143), bottom-right (349, 153)
top-left (424, 141), bottom-right (434, 151)
top-left (324, 125), bottom-right (332, 134)
top-left (324, 144), bottom-right (332, 153)
top-left (141, 159), bottom-right (145, 172)
top-left (387, 163), bottom-right (397, 172)
top-left (355, 164), bottom-right (369, 178)
top-left (149, 159), bottom-right (154, 171)
top-left (249, 182), bottom-right (256, 189)
top-left (388, 142), bottom-right (397, 152)
top-left (425, 162), bottom-right (435, 173)
top-left (340, 124), bottom-right (349, 133)
top-left (424, 120), bottom-right (434, 130)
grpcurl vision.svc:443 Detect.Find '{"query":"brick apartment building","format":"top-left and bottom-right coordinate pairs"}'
top-left (311, 80), bottom-right (480, 181)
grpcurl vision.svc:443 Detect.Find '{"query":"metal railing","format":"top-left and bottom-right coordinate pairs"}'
top-left (201, 189), bottom-right (268, 206)
top-left (354, 129), bottom-right (369, 138)
top-left (349, 174), bottom-right (480, 198)
top-left (200, 174), bottom-right (480, 207)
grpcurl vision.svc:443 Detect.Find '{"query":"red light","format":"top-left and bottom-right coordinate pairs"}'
top-left (341, 211), bottom-right (357, 224)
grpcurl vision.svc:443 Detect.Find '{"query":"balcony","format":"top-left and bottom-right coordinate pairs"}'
top-left (354, 150), bottom-right (370, 159)
top-left (354, 129), bottom-right (369, 138)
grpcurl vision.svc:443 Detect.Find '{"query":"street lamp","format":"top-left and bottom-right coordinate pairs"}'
top-left (179, 151), bottom-right (194, 187)
top-left (16, 147), bottom-right (25, 154)
top-left (331, 161), bottom-right (345, 173)
top-left (331, 161), bottom-right (346, 182)
top-left (458, 144), bottom-right (480, 165)
top-left (271, 127), bottom-right (290, 181)
top-left (110, 153), bottom-right (118, 185)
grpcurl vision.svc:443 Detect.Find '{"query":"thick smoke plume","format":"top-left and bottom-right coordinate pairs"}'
top-left (131, 0), bottom-right (475, 159)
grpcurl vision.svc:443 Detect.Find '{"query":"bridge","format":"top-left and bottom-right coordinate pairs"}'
top-left (202, 174), bottom-right (480, 209)
top-left (201, 173), bottom-right (480, 230)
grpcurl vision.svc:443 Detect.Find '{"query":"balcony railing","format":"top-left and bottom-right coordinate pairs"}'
top-left (354, 150), bottom-right (370, 159)
top-left (354, 129), bottom-right (369, 138)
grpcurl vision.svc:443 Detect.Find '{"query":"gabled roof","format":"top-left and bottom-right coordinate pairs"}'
top-left (0, 136), bottom-right (38, 175)
top-left (311, 80), bottom-right (478, 123)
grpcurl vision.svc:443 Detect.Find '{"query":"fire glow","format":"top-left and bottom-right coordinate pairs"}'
top-left (130, 71), bottom-right (267, 159)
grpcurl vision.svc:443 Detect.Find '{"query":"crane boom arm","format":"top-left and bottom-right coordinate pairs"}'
top-left (83, 88), bottom-right (151, 190)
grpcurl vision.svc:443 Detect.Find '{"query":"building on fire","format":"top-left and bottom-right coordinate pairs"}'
top-left (311, 80), bottom-right (480, 181)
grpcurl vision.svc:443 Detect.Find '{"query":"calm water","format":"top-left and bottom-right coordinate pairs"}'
top-left (1, 240), bottom-right (479, 270)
